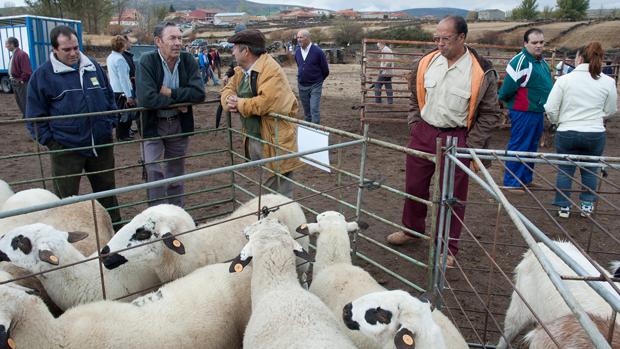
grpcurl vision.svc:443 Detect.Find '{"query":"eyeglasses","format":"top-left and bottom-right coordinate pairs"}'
top-left (433, 34), bottom-right (457, 43)
top-left (296, 36), bottom-right (305, 39)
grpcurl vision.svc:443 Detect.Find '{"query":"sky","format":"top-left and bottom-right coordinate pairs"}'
top-left (2, 0), bottom-right (620, 11)
top-left (252, 0), bottom-right (620, 12)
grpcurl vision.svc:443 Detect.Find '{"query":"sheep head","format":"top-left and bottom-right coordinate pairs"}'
top-left (230, 218), bottom-right (312, 273)
top-left (343, 290), bottom-right (441, 349)
top-left (0, 223), bottom-right (88, 272)
top-left (101, 204), bottom-right (195, 270)
top-left (0, 279), bottom-right (40, 349)
top-left (296, 211), bottom-right (368, 236)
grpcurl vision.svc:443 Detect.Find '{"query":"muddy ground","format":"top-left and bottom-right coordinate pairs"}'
top-left (1, 63), bottom-right (618, 347)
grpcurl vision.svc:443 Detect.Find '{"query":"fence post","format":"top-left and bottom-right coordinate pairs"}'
top-left (427, 138), bottom-right (442, 293)
top-left (352, 124), bottom-right (370, 261)
top-left (226, 110), bottom-right (237, 210)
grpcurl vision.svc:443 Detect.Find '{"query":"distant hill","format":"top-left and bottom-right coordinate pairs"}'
top-left (145, 0), bottom-right (295, 16)
top-left (401, 7), bottom-right (469, 18)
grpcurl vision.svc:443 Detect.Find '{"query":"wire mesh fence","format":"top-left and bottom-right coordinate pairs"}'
top-left (0, 100), bottom-right (619, 348)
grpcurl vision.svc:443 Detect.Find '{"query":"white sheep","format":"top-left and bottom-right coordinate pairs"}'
top-left (0, 223), bottom-right (159, 310)
top-left (230, 218), bottom-right (357, 349)
top-left (0, 188), bottom-right (114, 255)
top-left (343, 289), bottom-right (447, 349)
top-left (101, 194), bottom-right (308, 284)
top-left (304, 211), bottom-right (468, 349)
top-left (525, 314), bottom-right (620, 349)
top-left (497, 240), bottom-right (620, 349)
top-left (0, 261), bottom-right (251, 349)
top-left (0, 180), bottom-right (14, 208)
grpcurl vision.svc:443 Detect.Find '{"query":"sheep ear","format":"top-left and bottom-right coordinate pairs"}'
top-left (394, 327), bottom-right (416, 349)
top-left (0, 250), bottom-right (10, 262)
top-left (67, 231), bottom-right (89, 243)
top-left (365, 307), bottom-right (392, 325)
top-left (293, 240), bottom-right (314, 263)
top-left (12, 235), bottom-right (32, 254)
top-left (296, 223), bottom-right (319, 236)
top-left (162, 233), bottom-right (185, 255)
top-left (229, 254), bottom-right (253, 273)
top-left (39, 250), bottom-right (59, 265)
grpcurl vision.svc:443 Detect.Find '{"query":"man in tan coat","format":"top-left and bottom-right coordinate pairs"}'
top-left (221, 29), bottom-right (303, 198)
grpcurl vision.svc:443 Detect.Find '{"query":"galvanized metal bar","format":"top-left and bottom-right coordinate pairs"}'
top-left (352, 124), bottom-right (370, 260)
top-left (438, 137), bottom-right (458, 293)
top-left (433, 136), bottom-right (452, 297)
top-left (269, 112), bottom-right (437, 161)
top-left (449, 152), bottom-right (620, 313)
top-left (32, 122), bottom-right (47, 190)
top-left (427, 138), bottom-right (442, 292)
top-left (469, 149), bottom-right (613, 349)
top-left (455, 147), bottom-right (620, 167)
top-left (0, 139), bottom-right (365, 220)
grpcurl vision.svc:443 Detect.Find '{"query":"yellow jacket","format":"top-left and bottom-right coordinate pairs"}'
top-left (221, 53), bottom-right (303, 174)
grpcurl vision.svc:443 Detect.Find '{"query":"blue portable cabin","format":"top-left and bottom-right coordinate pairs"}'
top-left (0, 15), bottom-right (82, 92)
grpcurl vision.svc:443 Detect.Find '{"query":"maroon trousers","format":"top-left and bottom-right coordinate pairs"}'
top-left (402, 120), bottom-right (470, 255)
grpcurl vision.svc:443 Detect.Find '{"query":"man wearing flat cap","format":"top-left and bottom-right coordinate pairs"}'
top-left (221, 29), bottom-right (303, 198)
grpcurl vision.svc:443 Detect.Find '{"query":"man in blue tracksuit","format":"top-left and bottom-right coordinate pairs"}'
top-left (25, 25), bottom-right (121, 223)
top-left (295, 29), bottom-right (329, 124)
top-left (499, 28), bottom-right (553, 189)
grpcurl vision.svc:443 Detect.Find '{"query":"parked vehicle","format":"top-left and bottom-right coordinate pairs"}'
top-left (0, 15), bottom-right (82, 93)
top-left (130, 44), bottom-right (157, 65)
top-left (190, 39), bottom-right (208, 48)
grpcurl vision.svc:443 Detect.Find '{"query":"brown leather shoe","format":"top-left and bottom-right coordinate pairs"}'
top-left (440, 254), bottom-right (456, 268)
top-left (386, 231), bottom-right (417, 246)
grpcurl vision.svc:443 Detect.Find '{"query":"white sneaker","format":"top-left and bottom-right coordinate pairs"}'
top-left (558, 206), bottom-right (570, 218)
top-left (580, 201), bottom-right (594, 217)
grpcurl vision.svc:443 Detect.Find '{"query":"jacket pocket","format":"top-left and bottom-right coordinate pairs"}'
top-left (447, 88), bottom-right (471, 113)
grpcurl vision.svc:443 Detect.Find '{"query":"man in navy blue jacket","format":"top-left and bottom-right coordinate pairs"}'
top-left (295, 29), bottom-right (329, 124)
top-left (26, 25), bottom-right (121, 224)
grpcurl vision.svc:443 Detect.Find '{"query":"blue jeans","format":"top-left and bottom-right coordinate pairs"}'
top-left (374, 75), bottom-right (393, 104)
top-left (553, 131), bottom-right (606, 207)
top-left (207, 66), bottom-right (219, 85)
top-left (503, 110), bottom-right (544, 187)
top-left (200, 66), bottom-right (208, 85)
top-left (298, 81), bottom-right (323, 124)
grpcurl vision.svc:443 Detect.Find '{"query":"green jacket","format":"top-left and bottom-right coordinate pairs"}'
top-left (498, 48), bottom-right (552, 113)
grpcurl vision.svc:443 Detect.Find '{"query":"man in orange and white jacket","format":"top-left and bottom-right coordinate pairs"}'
top-left (386, 16), bottom-right (500, 266)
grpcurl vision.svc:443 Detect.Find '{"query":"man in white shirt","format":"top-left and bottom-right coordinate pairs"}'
top-left (374, 42), bottom-right (394, 104)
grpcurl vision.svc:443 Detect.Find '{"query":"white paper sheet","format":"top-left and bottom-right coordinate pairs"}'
top-left (297, 125), bottom-right (331, 172)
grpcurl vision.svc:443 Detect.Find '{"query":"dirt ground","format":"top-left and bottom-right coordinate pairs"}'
top-left (1, 63), bottom-right (619, 346)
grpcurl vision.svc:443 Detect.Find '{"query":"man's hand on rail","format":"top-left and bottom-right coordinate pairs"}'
top-left (226, 95), bottom-right (239, 113)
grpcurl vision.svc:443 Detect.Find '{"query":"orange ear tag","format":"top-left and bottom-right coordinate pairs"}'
top-left (234, 263), bottom-right (244, 272)
top-left (300, 224), bottom-right (307, 229)
top-left (173, 240), bottom-right (181, 248)
top-left (402, 334), bottom-right (414, 346)
top-left (7, 338), bottom-right (16, 349)
top-left (49, 255), bottom-right (59, 264)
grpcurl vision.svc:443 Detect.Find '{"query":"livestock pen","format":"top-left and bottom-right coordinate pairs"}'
top-left (0, 97), bottom-right (619, 348)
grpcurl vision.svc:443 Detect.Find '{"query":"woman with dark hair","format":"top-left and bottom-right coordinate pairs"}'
top-left (544, 42), bottom-right (618, 218)
top-left (106, 35), bottom-right (135, 141)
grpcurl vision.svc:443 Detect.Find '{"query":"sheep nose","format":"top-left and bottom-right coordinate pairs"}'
top-left (100, 246), bottom-right (128, 270)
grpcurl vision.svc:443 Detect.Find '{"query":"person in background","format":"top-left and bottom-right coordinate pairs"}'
top-left (374, 41), bottom-right (394, 104)
top-left (136, 22), bottom-right (205, 207)
top-left (26, 25), bottom-right (121, 223)
top-left (498, 28), bottom-right (553, 190)
top-left (221, 29), bottom-right (303, 198)
top-left (544, 42), bottom-right (617, 218)
top-left (198, 47), bottom-right (209, 86)
top-left (295, 29), bottom-right (329, 124)
top-left (122, 34), bottom-right (138, 136)
top-left (106, 35), bottom-right (135, 141)
top-left (212, 47), bottom-right (222, 79)
top-left (5, 36), bottom-right (32, 117)
top-left (386, 16), bottom-right (500, 268)
top-left (215, 23), bottom-right (247, 128)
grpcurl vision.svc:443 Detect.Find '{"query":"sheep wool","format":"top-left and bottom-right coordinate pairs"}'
top-left (0, 262), bottom-right (251, 349)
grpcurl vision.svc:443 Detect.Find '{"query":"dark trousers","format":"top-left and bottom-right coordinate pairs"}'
top-left (11, 80), bottom-right (27, 117)
top-left (402, 120), bottom-right (470, 255)
top-left (50, 144), bottom-right (121, 224)
top-left (503, 110), bottom-right (544, 187)
top-left (374, 75), bottom-right (393, 104)
top-left (114, 92), bottom-right (132, 140)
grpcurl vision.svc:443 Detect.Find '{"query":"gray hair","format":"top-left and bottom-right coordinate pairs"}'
top-left (297, 29), bottom-right (310, 39)
top-left (153, 22), bottom-right (178, 38)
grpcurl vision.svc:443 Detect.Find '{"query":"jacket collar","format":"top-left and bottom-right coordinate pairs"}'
top-left (521, 47), bottom-right (545, 62)
top-left (50, 51), bottom-right (95, 74)
top-left (574, 63), bottom-right (590, 72)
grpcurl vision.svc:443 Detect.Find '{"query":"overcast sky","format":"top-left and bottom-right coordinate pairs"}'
top-left (252, 0), bottom-right (620, 11)
top-left (2, 0), bottom-right (619, 11)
